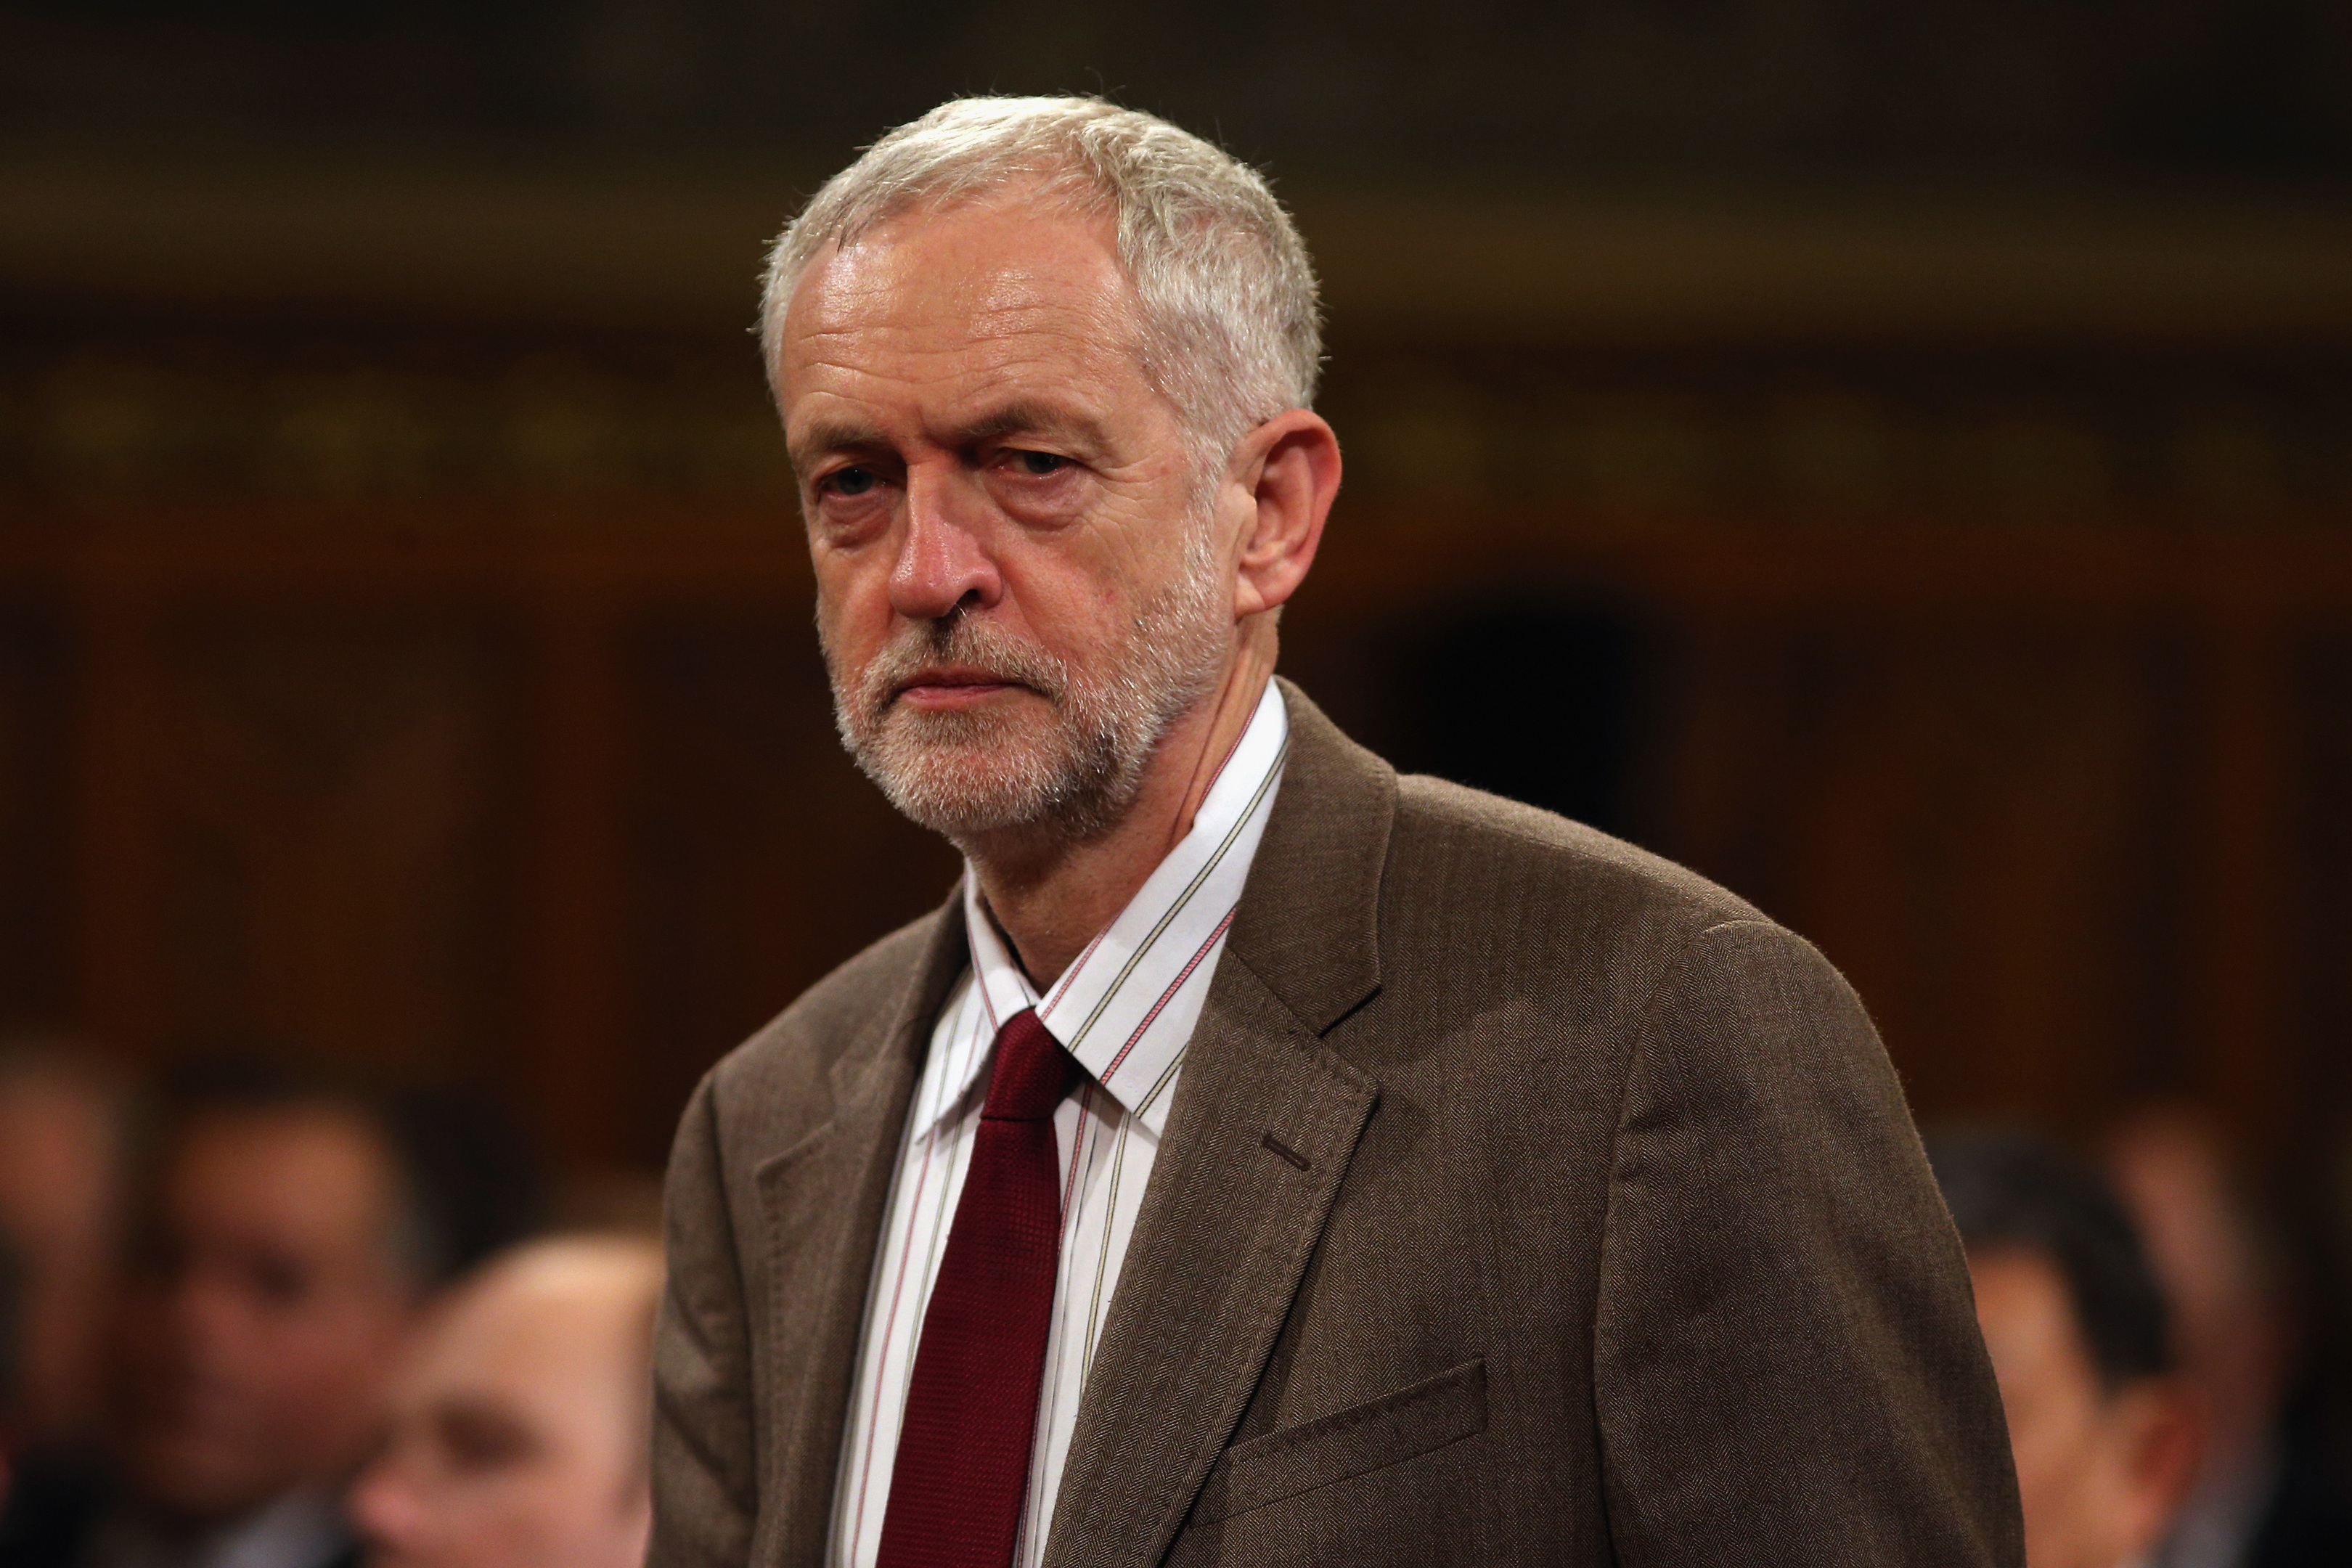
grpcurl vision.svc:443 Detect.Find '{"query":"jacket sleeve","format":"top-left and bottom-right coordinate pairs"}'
top-left (1592, 919), bottom-right (2024, 1567)
top-left (650, 1071), bottom-right (761, 1568)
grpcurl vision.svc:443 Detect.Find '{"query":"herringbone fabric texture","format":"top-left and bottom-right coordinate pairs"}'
top-left (875, 1008), bottom-right (1077, 1568)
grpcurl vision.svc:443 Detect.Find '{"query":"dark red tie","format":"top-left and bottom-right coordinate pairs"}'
top-left (875, 1008), bottom-right (1078, 1568)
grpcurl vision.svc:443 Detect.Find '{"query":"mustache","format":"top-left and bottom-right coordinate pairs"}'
top-left (853, 615), bottom-right (1071, 718)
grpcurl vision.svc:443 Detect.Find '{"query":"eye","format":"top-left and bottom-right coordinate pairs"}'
top-left (823, 465), bottom-right (880, 497)
top-left (246, 1251), bottom-right (315, 1308)
top-left (436, 1405), bottom-right (540, 1474)
top-left (1010, 450), bottom-right (1068, 476)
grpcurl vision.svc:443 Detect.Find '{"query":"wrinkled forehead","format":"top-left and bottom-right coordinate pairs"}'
top-left (778, 194), bottom-right (1147, 393)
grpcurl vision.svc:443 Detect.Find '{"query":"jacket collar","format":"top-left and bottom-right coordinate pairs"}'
top-left (1224, 676), bottom-right (1393, 1035)
top-left (753, 886), bottom-right (968, 1568)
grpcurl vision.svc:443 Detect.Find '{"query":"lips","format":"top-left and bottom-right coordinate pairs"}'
top-left (894, 666), bottom-right (1023, 699)
top-left (889, 667), bottom-right (1030, 709)
top-left (902, 666), bottom-right (1005, 687)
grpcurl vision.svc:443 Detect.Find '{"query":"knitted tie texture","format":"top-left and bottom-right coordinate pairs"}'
top-left (875, 1008), bottom-right (1078, 1568)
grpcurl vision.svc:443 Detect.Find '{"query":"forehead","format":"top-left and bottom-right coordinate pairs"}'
top-left (1968, 1244), bottom-right (2098, 1382)
top-left (400, 1270), bottom-right (638, 1424)
top-left (163, 1109), bottom-right (393, 1247)
top-left (778, 195), bottom-right (1148, 421)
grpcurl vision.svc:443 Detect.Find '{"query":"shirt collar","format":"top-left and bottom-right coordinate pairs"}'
top-left (934, 679), bottom-right (1290, 1138)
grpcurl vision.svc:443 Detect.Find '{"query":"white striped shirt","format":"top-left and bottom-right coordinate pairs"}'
top-left (830, 679), bottom-right (1291, 1568)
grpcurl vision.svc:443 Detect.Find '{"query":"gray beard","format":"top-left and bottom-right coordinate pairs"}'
top-left (823, 540), bottom-right (1231, 850)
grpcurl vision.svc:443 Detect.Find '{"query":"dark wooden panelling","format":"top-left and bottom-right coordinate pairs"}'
top-left (0, 594), bottom-right (70, 1027)
top-left (1655, 616), bottom-right (2196, 1130)
top-left (139, 603), bottom-right (520, 1083)
top-left (2290, 628), bottom-right (2352, 1152)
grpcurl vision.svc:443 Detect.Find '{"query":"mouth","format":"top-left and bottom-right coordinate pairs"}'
top-left (891, 666), bottom-right (1029, 711)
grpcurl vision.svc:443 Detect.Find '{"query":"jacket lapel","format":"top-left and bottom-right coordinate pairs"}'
top-left (754, 892), bottom-right (971, 1568)
top-left (1042, 681), bottom-right (1397, 1568)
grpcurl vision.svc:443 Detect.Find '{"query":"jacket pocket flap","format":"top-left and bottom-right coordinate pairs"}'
top-left (1190, 1356), bottom-right (1487, 1526)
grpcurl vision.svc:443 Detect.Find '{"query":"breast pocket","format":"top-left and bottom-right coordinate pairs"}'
top-left (1188, 1356), bottom-right (1488, 1527)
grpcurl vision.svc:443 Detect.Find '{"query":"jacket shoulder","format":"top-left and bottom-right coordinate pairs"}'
top-left (1391, 772), bottom-right (1765, 936)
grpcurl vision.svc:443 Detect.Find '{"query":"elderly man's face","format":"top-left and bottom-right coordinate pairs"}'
top-left (780, 192), bottom-right (1235, 843)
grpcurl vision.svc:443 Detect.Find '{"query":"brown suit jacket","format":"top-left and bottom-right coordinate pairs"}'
top-left (651, 680), bottom-right (2024, 1567)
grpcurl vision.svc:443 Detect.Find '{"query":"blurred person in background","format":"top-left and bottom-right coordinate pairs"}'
top-left (349, 1234), bottom-right (662, 1568)
top-left (7, 1061), bottom-right (540, 1568)
top-left (1931, 1130), bottom-right (2201, 1568)
top-left (2103, 1106), bottom-right (2352, 1568)
top-left (0, 1042), bottom-right (135, 1455)
top-left (94, 1065), bottom-right (426, 1568)
top-left (0, 1043), bottom-right (137, 1564)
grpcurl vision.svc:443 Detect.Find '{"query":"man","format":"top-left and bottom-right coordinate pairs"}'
top-left (0, 1043), bottom-right (131, 1453)
top-left (52, 1069), bottom-right (451, 1568)
top-left (653, 95), bottom-right (2021, 1567)
top-left (1930, 1131), bottom-right (2202, 1568)
top-left (2102, 1108), bottom-right (2352, 1568)
top-left (0, 1045), bottom-right (132, 1563)
top-left (349, 1235), bottom-right (663, 1568)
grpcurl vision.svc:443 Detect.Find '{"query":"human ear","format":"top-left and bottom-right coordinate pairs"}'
top-left (2111, 1379), bottom-right (2204, 1560)
top-left (1228, 409), bottom-right (1341, 619)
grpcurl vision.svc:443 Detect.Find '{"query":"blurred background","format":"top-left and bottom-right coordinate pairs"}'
top-left (1, 0), bottom-right (2350, 1548)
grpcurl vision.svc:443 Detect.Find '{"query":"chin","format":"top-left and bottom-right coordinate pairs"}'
top-left (127, 1445), bottom-right (279, 1527)
top-left (881, 763), bottom-right (1067, 840)
top-left (869, 737), bottom-right (1122, 844)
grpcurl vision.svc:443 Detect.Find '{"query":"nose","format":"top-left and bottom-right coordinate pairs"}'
top-left (161, 1265), bottom-right (239, 1358)
top-left (347, 1456), bottom-right (424, 1554)
top-left (888, 465), bottom-right (1001, 622)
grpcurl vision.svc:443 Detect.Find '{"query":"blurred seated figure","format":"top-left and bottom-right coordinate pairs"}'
top-left (0, 1058), bottom-right (542, 1568)
top-left (0, 1047), bottom-right (135, 1564)
top-left (0, 1042), bottom-right (134, 1455)
top-left (2104, 1106), bottom-right (2352, 1568)
top-left (350, 1235), bottom-right (662, 1568)
top-left (1931, 1130), bottom-right (2201, 1568)
top-left (87, 1063), bottom-right (443, 1568)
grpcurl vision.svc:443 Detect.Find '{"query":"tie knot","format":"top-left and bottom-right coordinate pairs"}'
top-left (982, 1008), bottom-right (1076, 1122)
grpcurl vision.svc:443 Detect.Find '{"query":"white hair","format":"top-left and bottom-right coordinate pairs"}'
top-left (759, 95), bottom-right (1323, 478)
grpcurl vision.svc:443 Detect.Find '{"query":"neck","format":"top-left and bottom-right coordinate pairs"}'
top-left (969, 621), bottom-right (1275, 987)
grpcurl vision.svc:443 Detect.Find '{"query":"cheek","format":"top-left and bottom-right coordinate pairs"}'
top-left (465, 1463), bottom-right (621, 1561)
top-left (814, 560), bottom-right (895, 659)
top-left (2003, 1393), bottom-right (2110, 1558)
top-left (259, 1304), bottom-right (400, 1430)
top-left (286, 1298), bottom-right (395, 1375)
top-left (404, 1485), bottom-right (552, 1568)
top-left (995, 528), bottom-right (1151, 656)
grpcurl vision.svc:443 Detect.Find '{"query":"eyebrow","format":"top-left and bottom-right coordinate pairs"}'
top-left (950, 401), bottom-right (1108, 452)
top-left (786, 419), bottom-right (889, 474)
top-left (787, 399), bottom-right (1111, 474)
